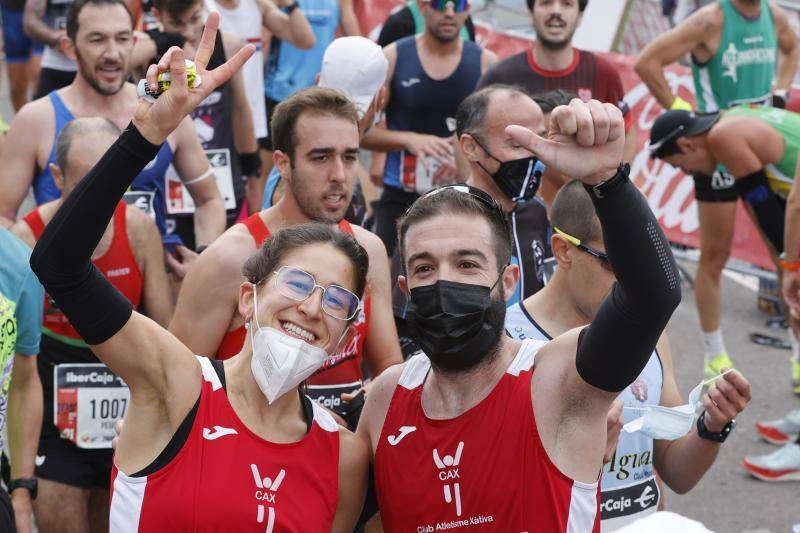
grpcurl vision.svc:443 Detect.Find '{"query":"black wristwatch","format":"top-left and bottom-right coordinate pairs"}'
top-left (696, 411), bottom-right (736, 443)
top-left (8, 477), bottom-right (38, 500)
top-left (285, 0), bottom-right (299, 14)
top-left (585, 163), bottom-right (630, 199)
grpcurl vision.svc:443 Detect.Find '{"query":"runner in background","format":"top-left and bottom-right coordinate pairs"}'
top-left (477, 0), bottom-right (637, 161)
top-left (261, 36), bottom-right (387, 230)
top-left (24, 0), bottom-right (77, 97)
top-left (0, 0), bottom-right (225, 283)
top-left (649, 106), bottom-right (800, 391)
top-left (171, 87), bottom-right (401, 425)
top-left (506, 180), bottom-right (751, 530)
top-left (635, 0), bottom-right (798, 379)
top-left (362, 0), bottom-right (495, 255)
top-left (1, 229), bottom-right (43, 533)
top-left (2, 0), bottom-right (43, 111)
top-left (368, 0), bottom-right (477, 197)
top-left (10, 118), bottom-right (172, 533)
top-left (260, 0), bottom-right (358, 183)
top-left (205, 0), bottom-right (315, 209)
top-left (144, 0), bottom-right (258, 248)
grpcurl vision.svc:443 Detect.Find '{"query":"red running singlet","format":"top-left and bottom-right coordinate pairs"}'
top-left (24, 202), bottom-right (143, 345)
top-left (374, 340), bottom-right (601, 532)
top-left (215, 213), bottom-right (372, 409)
top-left (109, 357), bottom-right (340, 532)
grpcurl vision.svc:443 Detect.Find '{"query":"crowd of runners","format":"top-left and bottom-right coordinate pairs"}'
top-left (0, 0), bottom-right (796, 531)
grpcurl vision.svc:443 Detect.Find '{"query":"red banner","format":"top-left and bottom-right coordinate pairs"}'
top-left (355, 0), bottom-right (782, 270)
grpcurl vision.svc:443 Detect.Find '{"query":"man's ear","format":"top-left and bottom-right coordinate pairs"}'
top-left (551, 233), bottom-right (575, 270)
top-left (676, 136), bottom-right (693, 153)
top-left (459, 133), bottom-right (482, 162)
top-left (398, 274), bottom-right (409, 298)
top-left (274, 150), bottom-right (292, 182)
top-left (500, 264), bottom-right (520, 302)
top-left (50, 163), bottom-right (66, 192)
top-left (61, 35), bottom-right (77, 61)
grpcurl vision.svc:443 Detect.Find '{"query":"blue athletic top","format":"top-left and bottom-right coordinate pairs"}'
top-left (382, 36), bottom-right (482, 190)
top-left (35, 91), bottom-right (177, 243)
top-left (263, 0), bottom-right (339, 102)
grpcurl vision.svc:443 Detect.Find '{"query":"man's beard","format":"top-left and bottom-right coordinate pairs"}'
top-left (534, 16), bottom-right (578, 51)
top-left (288, 168), bottom-right (350, 225)
top-left (429, 20), bottom-right (460, 44)
top-left (76, 51), bottom-right (126, 96)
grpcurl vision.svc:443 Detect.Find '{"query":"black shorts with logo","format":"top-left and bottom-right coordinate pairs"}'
top-left (693, 169), bottom-right (738, 203)
top-left (36, 434), bottom-right (113, 490)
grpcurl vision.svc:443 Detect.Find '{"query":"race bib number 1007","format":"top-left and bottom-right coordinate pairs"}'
top-left (54, 364), bottom-right (130, 449)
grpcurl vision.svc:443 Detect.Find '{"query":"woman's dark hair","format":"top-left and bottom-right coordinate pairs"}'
top-left (242, 223), bottom-right (370, 302)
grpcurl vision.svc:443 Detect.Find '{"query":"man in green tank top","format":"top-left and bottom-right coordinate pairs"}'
top-left (649, 106), bottom-right (800, 391)
top-left (635, 0), bottom-right (798, 381)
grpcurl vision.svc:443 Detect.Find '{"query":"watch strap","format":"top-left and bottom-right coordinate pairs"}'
top-left (285, 1), bottom-right (299, 13)
top-left (8, 477), bottom-right (38, 500)
top-left (696, 411), bottom-right (735, 443)
top-left (584, 163), bottom-right (630, 199)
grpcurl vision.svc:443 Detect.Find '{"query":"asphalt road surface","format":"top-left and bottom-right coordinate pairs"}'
top-left (665, 260), bottom-right (799, 533)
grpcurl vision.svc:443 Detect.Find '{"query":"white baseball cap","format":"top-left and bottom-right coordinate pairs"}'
top-left (319, 36), bottom-right (389, 120)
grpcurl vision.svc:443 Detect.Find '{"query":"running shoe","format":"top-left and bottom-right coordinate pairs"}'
top-left (743, 443), bottom-right (800, 482)
top-left (792, 356), bottom-right (800, 396)
top-left (756, 410), bottom-right (800, 445)
top-left (704, 352), bottom-right (735, 380)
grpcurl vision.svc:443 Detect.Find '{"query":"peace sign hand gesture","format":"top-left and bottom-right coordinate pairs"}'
top-left (132, 12), bottom-right (255, 145)
top-left (505, 99), bottom-right (625, 185)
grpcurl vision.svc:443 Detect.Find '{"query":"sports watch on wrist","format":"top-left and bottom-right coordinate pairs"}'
top-left (8, 477), bottom-right (38, 500)
top-left (285, 0), bottom-right (299, 13)
top-left (586, 163), bottom-right (630, 199)
top-left (696, 411), bottom-right (736, 443)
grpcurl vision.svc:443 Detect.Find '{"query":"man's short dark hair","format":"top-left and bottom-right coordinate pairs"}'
top-left (66, 0), bottom-right (134, 41)
top-left (455, 84), bottom-right (530, 138)
top-left (152, 0), bottom-right (202, 18)
top-left (270, 86), bottom-right (359, 161)
top-left (532, 89), bottom-right (575, 114)
top-left (396, 188), bottom-right (512, 274)
top-left (550, 179), bottom-right (602, 244)
top-left (526, 0), bottom-right (588, 12)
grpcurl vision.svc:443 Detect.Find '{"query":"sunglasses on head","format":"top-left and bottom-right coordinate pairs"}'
top-left (553, 227), bottom-right (612, 271)
top-left (272, 266), bottom-right (361, 321)
top-left (427, 0), bottom-right (470, 12)
top-left (418, 184), bottom-right (510, 235)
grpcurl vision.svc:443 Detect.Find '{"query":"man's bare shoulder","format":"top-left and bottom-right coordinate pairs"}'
top-left (11, 95), bottom-right (55, 131)
top-left (350, 224), bottom-right (388, 260)
top-left (202, 222), bottom-right (260, 277)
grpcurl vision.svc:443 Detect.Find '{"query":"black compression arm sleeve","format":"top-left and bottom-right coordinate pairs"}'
top-left (576, 172), bottom-right (681, 392)
top-left (29, 124), bottom-right (161, 345)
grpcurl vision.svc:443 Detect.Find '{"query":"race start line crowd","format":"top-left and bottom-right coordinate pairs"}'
top-left (0, 0), bottom-right (796, 531)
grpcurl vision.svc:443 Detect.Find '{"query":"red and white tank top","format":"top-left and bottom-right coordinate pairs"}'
top-left (109, 357), bottom-right (340, 532)
top-left (24, 202), bottom-right (143, 345)
top-left (374, 340), bottom-right (601, 533)
top-left (215, 213), bottom-right (372, 409)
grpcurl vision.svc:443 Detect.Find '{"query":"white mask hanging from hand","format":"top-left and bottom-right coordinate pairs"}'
top-left (621, 370), bottom-right (732, 441)
top-left (249, 283), bottom-right (330, 404)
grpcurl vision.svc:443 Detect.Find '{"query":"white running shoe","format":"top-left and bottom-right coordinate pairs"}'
top-left (743, 442), bottom-right (800, 482)
top-left (755, 410), bottom-right (800, 445)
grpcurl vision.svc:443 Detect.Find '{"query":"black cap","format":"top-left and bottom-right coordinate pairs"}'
top-left (648, 110), bottom-right (720, 159)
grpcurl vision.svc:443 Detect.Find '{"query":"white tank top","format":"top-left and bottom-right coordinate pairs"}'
top-left (505, 302), bottom-right (664, 532)
top-left (205, 0), bottom-right (267, 138)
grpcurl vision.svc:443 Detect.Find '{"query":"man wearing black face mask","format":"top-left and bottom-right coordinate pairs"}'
top-left (356, 98), bottom-right (682, 531)
top-left (459, 84), bottom-right (551, 304)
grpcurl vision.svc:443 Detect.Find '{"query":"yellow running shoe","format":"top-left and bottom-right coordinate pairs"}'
top-left (705, 352), bottom-right (735, 380)
top-left (792, 357), bottom-right (800, 396)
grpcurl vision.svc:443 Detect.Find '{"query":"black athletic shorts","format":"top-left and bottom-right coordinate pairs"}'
top-left (373, 185), bottom-right (419, 256)
top-left (0, 487), bottom-right (15, 533)
top-left (693, 169), bottom-right (738, 203)
top-left (36, 434), bottom-right (113, 490)
top-left (258, 96), bottom-right (281, 151)
top-left (34, 68), bottom-right (76, 99)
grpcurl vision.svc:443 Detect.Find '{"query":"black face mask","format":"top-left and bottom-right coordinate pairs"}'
top-left (406, 277), bottom-right (507, 372)
top-left (475, 140), bottom-right (545, 203)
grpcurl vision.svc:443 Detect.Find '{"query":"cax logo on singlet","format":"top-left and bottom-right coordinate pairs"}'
top-left (433, 442), bottom-right (465, 516)
top-left (250, 464), bottom-right (285, 533)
